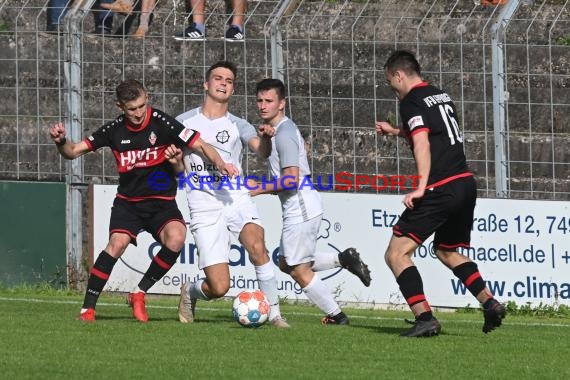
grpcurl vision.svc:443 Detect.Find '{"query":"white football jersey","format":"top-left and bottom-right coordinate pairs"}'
top-left (268, 117), bottom-right (323, 223)
top-left (176, 107), bottom-right (256, 214)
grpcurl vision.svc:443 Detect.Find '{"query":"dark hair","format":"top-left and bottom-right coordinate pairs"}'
top-left (206, 61), bottom-right (238, 80)
top-left (256, 78), bottom-right (286, 100)
top-left (115, 80), bottom-right (146, 104)
top-left (384, 50), bottom-right (421, 76)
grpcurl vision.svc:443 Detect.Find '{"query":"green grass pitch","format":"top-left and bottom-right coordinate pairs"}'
top-left (1, 288), bottom-right (569, 380)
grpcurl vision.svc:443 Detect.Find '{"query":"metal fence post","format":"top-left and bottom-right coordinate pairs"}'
top-left (491, 0), bottom-right (519, 198)
top-left (270, 0), bottom-right (294, 81)
top-left (63, 0), bottom-right (96, 287)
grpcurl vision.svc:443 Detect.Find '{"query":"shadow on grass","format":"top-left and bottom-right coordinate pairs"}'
top-left (85, 315), bottom-right (134, 322)
top-left (195, 314), bottom-right (234, 323)
top-left (349, 320), bottom-right (452, 337)
top-left (349, 323), bottom-right (404, 335)
top-left (169, 314), bottom-right (234, 324)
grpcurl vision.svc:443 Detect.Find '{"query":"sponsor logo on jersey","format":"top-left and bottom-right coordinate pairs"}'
top-left (149, 131), bottom-right (157, 146)
top-left (216, 130), bottom-right (230, 144)
top-left (408, 115), bottom-right (424, 130)
top-left (116, 146), bottom-right (164, 172)
top-left (178, 127), bottom-right (195, 143)
top-left (121, 139), bottom-right (131, 144)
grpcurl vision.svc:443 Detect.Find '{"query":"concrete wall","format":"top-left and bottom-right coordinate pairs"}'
top-left (0, 0), bottom-right (568, 199)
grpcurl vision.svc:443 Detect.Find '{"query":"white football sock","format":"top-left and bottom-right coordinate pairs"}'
top-left (189, 279), bottom-right (209, 300)
top-left (302, 273), bottom-right (341, 316)
top-left (311, 251), bottom-right (340, 271)
top-left (255, 261), bottom-right (281, 320)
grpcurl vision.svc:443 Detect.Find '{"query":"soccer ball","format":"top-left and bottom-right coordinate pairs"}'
top-left (232, 290), bottom-right (270, 327)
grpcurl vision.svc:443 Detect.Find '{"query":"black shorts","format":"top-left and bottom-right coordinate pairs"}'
top-left (109, 197), bottom-right (185, 245)
top-left (393, 175), bottom-right (476, 250)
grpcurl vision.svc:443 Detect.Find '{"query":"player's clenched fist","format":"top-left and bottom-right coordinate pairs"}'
top-left (258, 123), bottom-right (275, 138)
top-left (165, 144), bottom-right (183, 164)
top-left (375, 121), bottom-right (400, 137)
top-left (49, 122), bottom-right (67, 144)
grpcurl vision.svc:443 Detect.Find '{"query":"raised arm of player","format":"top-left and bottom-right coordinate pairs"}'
top-left (248, 124), bottom-right (274, 159)
top-left (375, 121), bottom-right (402, 137)
top-left (48, 122), bottom-right (90, 159)
top-left (191, 137), bottom-right (239, 177)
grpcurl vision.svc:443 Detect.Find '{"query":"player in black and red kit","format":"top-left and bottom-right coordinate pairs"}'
top-left (375, 50), bottom-right (506, 337)
top-left (49, 79), bottom-right (238, 322)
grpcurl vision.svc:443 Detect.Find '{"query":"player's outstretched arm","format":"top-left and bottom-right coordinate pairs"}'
top-left (48, 122), bottom-right (90, 159)
top-left (248, 124), bottom-right (274, 159)
top-left (250, 165), bottom-right (299, 197)
top-left (191, 137), bottom-right (239, 177)
top-left (375, 121), bottom-right (401, 137)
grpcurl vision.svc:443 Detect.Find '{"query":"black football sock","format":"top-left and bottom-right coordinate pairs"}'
top-left (452, 261), bottom-right (486, 298)
top-left (397, 266), bottom-right (433, 320)
top-left (137, 246), bottom-right (180, 292)
top-left (82, 251), bottom-right (117, 309)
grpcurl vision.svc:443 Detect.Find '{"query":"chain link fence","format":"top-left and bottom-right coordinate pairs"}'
top-left (1, 0), bottom-right (569, 199)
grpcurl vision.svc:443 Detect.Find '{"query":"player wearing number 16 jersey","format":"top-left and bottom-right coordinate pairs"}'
top-left (398, 80), bottom-right (471, 187)
top-left (375, 50), bottom-right (506, 337)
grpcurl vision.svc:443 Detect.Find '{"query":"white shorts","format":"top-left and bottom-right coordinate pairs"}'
top-left (190, 194), bottom-right (263, 269)
top-left (279, 215), bottom-right (322, 266)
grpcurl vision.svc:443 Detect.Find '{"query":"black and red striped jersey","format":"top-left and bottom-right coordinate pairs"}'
top-left (399, 82), bottom-right (471, 188)
top-left (83, 107), bottom-right (200, 200)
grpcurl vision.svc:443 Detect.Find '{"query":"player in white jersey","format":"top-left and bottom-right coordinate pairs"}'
top-left (171, 61), bottom-right (289, 328)
top-left (250, 78), bottom-right (371, 325)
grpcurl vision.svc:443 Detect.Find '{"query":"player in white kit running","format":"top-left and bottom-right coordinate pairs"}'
top-left (250, 78), bottom-right (371, 325)
top-left (171, 61), bottom-right (289, 328)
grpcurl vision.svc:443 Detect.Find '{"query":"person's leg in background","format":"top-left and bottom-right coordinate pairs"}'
top-left (93, 0), bottom-right (115, 35)
top-left (132, 0), bottom-right (156, 38)
top-left (172, 0), bottom-right (206, 41)
top-left (46, 0), bottom-right (69, 33)
top-left (224, 0), bottom-right (247, 41)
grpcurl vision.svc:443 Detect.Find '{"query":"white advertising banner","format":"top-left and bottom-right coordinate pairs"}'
top-left (94, 185), bottom-right (570, 308)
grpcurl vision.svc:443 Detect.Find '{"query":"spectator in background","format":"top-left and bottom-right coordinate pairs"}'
top-left (173, 0), bottom-right (247, 42)
top-left (132, 0), bottom-right (155, 38)
top-left (101, 0), bottom-right (156, 38)
top-left (46, 0), bottom-right (115, 35)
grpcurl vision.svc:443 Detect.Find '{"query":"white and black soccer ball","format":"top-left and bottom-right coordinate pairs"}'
top-left (232, 290), bottom-right (270, 327)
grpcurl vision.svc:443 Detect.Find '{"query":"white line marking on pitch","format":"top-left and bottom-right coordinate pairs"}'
top-left (1, 296), bottom-right (569, 328)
